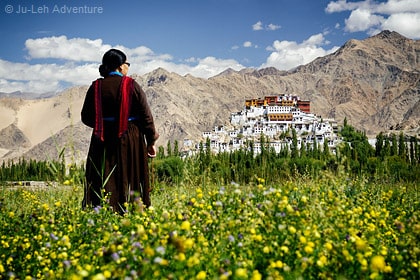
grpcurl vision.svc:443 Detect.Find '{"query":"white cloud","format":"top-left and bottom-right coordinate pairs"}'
top-left (267, 23), bottom-right (281, 31)
top-left (345, 9), bottom-right (384, 32)
top-left (25, 36), bottom-right (110, 62)
top-left (381, 12), bottom-right (420, 38)
top-left (253, 21), bottom-right (281, 31)
top-left (326, 0), bottom-right (420, 39)
top-left (0, 36), bottom-right (245, 94)
top-left (325, 0), bottom-right (366, 13)
top-left (253, 21), bottom-right (263, 31)
top-left (261, 33), bottom-right (339, 70)
top-left (188, 57), bottom-right (244, 78)
top-left (0, 58), bottom-right (99, 93)
top-left (243, 41), bottom-right (253, 48)
top-left (376, 0), bottom-right (420, 13)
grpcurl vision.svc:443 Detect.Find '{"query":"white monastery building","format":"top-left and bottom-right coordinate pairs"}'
top-left (185, 94), bottom-right (341, 155)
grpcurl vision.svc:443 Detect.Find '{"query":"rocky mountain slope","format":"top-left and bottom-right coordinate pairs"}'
top-left (0, 30), bottom-right (419, 163)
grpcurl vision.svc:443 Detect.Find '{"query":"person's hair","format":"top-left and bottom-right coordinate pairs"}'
top-left (99, 49), bottom-right (127, 77)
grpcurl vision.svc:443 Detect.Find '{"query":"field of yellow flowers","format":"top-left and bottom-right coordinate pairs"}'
top-left (1, 174), bottom-right (419, 279)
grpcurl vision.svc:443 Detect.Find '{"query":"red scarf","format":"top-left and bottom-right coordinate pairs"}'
top-left (93, 76), bottom-right (134, 141)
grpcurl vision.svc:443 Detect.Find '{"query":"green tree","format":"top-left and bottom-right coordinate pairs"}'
top-left (322, 138), bottom-right (330, 160)
top-left (291, 129), bottom-right (298, 159)
top-left (375, 132), bottom-right (384, 158)
top-left (173, 140), bottom-right (179, 157)
top-left (157, 146), bottom-right (165, 159)
top-left (398, 132), bottom-right (406, 160)
top-left (166, 141), bottom-right (172, 157)
top-left (391, 134), bottom-right (398, 156)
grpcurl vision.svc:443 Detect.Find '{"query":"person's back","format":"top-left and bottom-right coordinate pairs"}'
top-left (81, 49), bottom-right (159, 214)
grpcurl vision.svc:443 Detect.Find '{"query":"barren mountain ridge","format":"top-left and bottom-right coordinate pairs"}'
top-left (0, 30), bottom-right (418, 163)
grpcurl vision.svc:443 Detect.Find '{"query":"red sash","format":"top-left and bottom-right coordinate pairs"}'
top-left (93, 76), bottom-right (134, 141)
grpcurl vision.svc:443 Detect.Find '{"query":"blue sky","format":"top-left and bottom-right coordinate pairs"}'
top-left (0, 0), bottom-right (419, 94)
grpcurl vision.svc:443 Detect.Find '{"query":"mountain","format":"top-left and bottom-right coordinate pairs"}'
top-left (0, 30), bottom-right (419, 163)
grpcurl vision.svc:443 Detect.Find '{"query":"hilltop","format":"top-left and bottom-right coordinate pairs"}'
top-left (0, 30), bottom-right (419, 163)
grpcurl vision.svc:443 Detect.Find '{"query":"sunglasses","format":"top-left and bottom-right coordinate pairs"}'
top-left (124, 62), bottom-right (131, 67)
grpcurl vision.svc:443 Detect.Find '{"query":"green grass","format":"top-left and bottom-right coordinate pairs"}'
top-left (0, 173), bottom-right (419, 279)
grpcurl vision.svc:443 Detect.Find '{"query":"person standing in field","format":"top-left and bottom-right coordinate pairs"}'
top-left (81, 49), bottom-right (159, 213)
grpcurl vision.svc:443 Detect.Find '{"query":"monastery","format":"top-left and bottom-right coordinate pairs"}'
top-left (185, 94), bottom-right (341, 154)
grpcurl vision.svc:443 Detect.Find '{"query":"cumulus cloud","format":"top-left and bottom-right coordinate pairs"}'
top-left (188, 57), bottom-right (244, 78)
top-left (0, 36), bottom-right (245, 94)
top-left (25, 36), bottom-right (110, 62)
top-left (253, 21), bottom-right (281, 31)
top-left (243, 41), bottom-right (253, 48)
top-left (252, 21), bottom-right (264, 31)
top-left (326, 0), bottom-right (420, 39)
top-left (345, 8), bottom-right (385, 32)
top-left (0, 58), bottom-right (99, 93)
top-left (267, 23), bottom-right (281, 31)
top-left (381, 12), bottom-right (420, 38)
top-left (261, 33), bottom-right (339, 70)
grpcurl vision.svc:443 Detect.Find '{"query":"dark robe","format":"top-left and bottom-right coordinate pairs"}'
top-left (81, 75), bottom-right (159, 213)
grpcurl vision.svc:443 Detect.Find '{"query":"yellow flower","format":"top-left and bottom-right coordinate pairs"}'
top-left (317, 255), bottom-right (328, 267)
top-left (304, 245), bottom-right (314, 254)
top-left (184, 238), bottom-right (194, 249)
top-left (370, 255), bottom-right (386, 272)
top-left (196, 271), bottom-right (207, 280)
top-left (253, 234), bottom-right (263, 242)
top-left (181, 221), bottom-right (191, 231)
top-left (355, 238), bottom-right (367, 251)
top-left (270, 260), bottom-right (283, 268)
top-left (251, 270), bottom-right (262, 280)
top-left (235, 268), bottom-right (248, 278)
top-left (324, 242), bottom-right (333, 251)
top-left (176, 252), bottom-right (186, 261)
top-left (288, 226), bottom-right (296, 234)
top-left (187, 254), bottom-right (200, 267)
top-left (343, 249), bottom-right (353, 262)
top-left (144, 246), bottom-right (155, 257)
top-left (91, 274), bottom-right (106, 280)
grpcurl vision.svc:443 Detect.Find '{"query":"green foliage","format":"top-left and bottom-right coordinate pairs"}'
top-left (154, 156), bottom-right (184, 185)
top-left (0, 158), bottom-right (66, 183)
top-left (336, 123), bottom-right (420, 182)
top-left (0, 121), bottom-right (418, 279)
top-left (0, 124), bottom-right (418, 188)
top-left (1, 175), bottom-right (419, 279)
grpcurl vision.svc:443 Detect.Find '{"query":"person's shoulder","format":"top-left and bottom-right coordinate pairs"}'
top-left (124, 76), bottom-right (137, 83)
top-left (127, 77), bottom-right (142, 89)
top-left (90, 77), bottom-right (103, 84)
